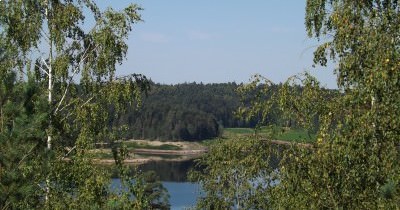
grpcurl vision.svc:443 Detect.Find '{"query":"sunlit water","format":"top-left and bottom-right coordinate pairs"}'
top-left (110, 179), bottom-right (200, 209)
top-left (111, 159), bottom-right (201, 209)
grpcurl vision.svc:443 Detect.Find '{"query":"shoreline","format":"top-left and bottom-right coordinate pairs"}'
top-left (93, 153), bottom-right (203, 165)
top-left (91, 138), bottom-right (313, 165)
top-left (92, 143), bottom-right (207, 165)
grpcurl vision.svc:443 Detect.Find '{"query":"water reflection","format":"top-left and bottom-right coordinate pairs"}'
top-left (110, 178), bottom-right (200, 210)
top-left (108, 147), bottom-right (282, 209)
top-left (110, 159), bottom-right (200, 209)
top-left (138, 159), bottom-right (196, 182)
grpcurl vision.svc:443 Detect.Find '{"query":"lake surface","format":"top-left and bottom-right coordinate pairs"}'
top-left (140, 159), bottom-right (201, 209)
top-left (163, 182), bottom-right (200, 210)
top-left (111, 150), bottom-right (281, 209)
top-left (138, 158), bottom-right (197, 182)
top-left (110, 179), bottom-right (200, 210)
top-left (112, 159), bottom-right (201, 209)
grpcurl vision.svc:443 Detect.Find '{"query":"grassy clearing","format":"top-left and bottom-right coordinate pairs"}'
top-left (218, 126), bottom-right (316, 143)
top-left (224, 128), bottom-right (255, 135)
top-left (91, 151), bottom-right (114, 159)
top-left (276, 128), bottom-right (316, 143)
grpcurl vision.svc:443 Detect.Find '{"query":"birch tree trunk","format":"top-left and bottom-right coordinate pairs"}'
top-left (0, 1), bottom-right (155, 207)
top-left (44, 0), bottom-right (52, 203)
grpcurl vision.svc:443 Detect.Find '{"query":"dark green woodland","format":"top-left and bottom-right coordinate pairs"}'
top-left (1, 0), bottom-right (400, 209)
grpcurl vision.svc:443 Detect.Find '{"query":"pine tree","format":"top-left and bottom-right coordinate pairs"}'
top-left (0, 1), bottom-right (167, 208)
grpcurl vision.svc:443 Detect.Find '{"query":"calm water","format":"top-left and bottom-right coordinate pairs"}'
top-left (140, 159), bottom-right (201, 209)
top-left (110, 151), bottom-right (281, 209)
top-left (110, 179), bottom-right (200, 209)
top-left (111, 159), bottom-right (201, 209)
top-left (138, 159), bottom-right (197, 182)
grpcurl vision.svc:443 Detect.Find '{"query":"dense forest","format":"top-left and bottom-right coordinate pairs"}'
top-left (119, 82), bottom-right (240, 141)
top-left (114, 82), bottom-right (289, 141)
top-left (1, 0), bottom-right (400, 209)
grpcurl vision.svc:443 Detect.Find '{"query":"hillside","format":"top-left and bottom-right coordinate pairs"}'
top-left (113, 82), bottom-right (286, 141)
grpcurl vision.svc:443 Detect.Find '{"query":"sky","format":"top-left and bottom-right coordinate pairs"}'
top-left (98, 1), bottom-right (337, 88)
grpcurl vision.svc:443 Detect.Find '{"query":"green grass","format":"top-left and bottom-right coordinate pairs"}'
top-left (90, 151), bottom-right (114, 159)
top-left (275, 128), bottom-right (316, 143)
top-left (224, 128), bottom-right (256, 135)
top-left (221, 126), bottom-right (316, 143)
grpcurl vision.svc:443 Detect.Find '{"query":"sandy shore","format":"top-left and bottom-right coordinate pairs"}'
top-left (92, 139), bottom-right (208, 164)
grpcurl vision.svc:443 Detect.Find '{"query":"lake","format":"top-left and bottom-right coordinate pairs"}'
top-left (110, 148), bottom-right (281, 209)
top-left (111, 159), bottom-right (201, 209)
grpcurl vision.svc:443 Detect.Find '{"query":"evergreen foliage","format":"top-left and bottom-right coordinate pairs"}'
top-left (117, 82), bottom-right (313, 141)
top-left (0, 1), bottom-right (168, 209)
top-left (120, 82), bottom-right (240, 141)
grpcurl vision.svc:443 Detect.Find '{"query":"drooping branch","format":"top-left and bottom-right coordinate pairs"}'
top-left (54, 43), bottom-right (98, 115)
top-left (35, 62), bottom-right (49, 76)
top-left (62, 145), bottom-right (76, 160)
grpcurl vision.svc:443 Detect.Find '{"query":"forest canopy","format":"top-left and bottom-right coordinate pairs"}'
top-left (113, 81), bottom-right (335, 141)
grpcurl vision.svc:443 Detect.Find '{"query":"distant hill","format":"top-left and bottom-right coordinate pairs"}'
top-left (114, 82), bottom-right (270, 141)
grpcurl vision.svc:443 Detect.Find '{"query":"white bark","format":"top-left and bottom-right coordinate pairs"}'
top-left (47, 59), bottom-right (52, 150)
top-left (44, 0), bottom-right (51, 203)
top-left (54, 44), bottom-right (96, 114)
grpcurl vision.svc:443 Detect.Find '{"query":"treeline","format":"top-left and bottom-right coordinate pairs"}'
top-left (115, 82), bottom-right (239, 141)
top-left (114, 82), bottom-right (290, 141)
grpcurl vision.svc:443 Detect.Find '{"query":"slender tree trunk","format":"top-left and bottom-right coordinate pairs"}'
top-left (44, 0), bottom-right (52, 203)
top-left (47, 58), bottom-right (52, 150)
top-left (45, 51), bottom-right (52, 203)
top-left (44, 52), bottom-right (53, 204)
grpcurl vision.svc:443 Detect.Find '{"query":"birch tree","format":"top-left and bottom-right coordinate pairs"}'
top-left (194, 0), bottom-right (400, 208)
top-left (239, 0), bottom-right (400, 208)
top-left (0, 0), bottom-right (156, 208)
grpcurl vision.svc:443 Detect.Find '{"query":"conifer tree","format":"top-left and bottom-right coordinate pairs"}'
top-left (0, 1), bottom-right (167, 208)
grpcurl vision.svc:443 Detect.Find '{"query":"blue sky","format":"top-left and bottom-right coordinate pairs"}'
top-left (98, 1), bottom-right (337, 88)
